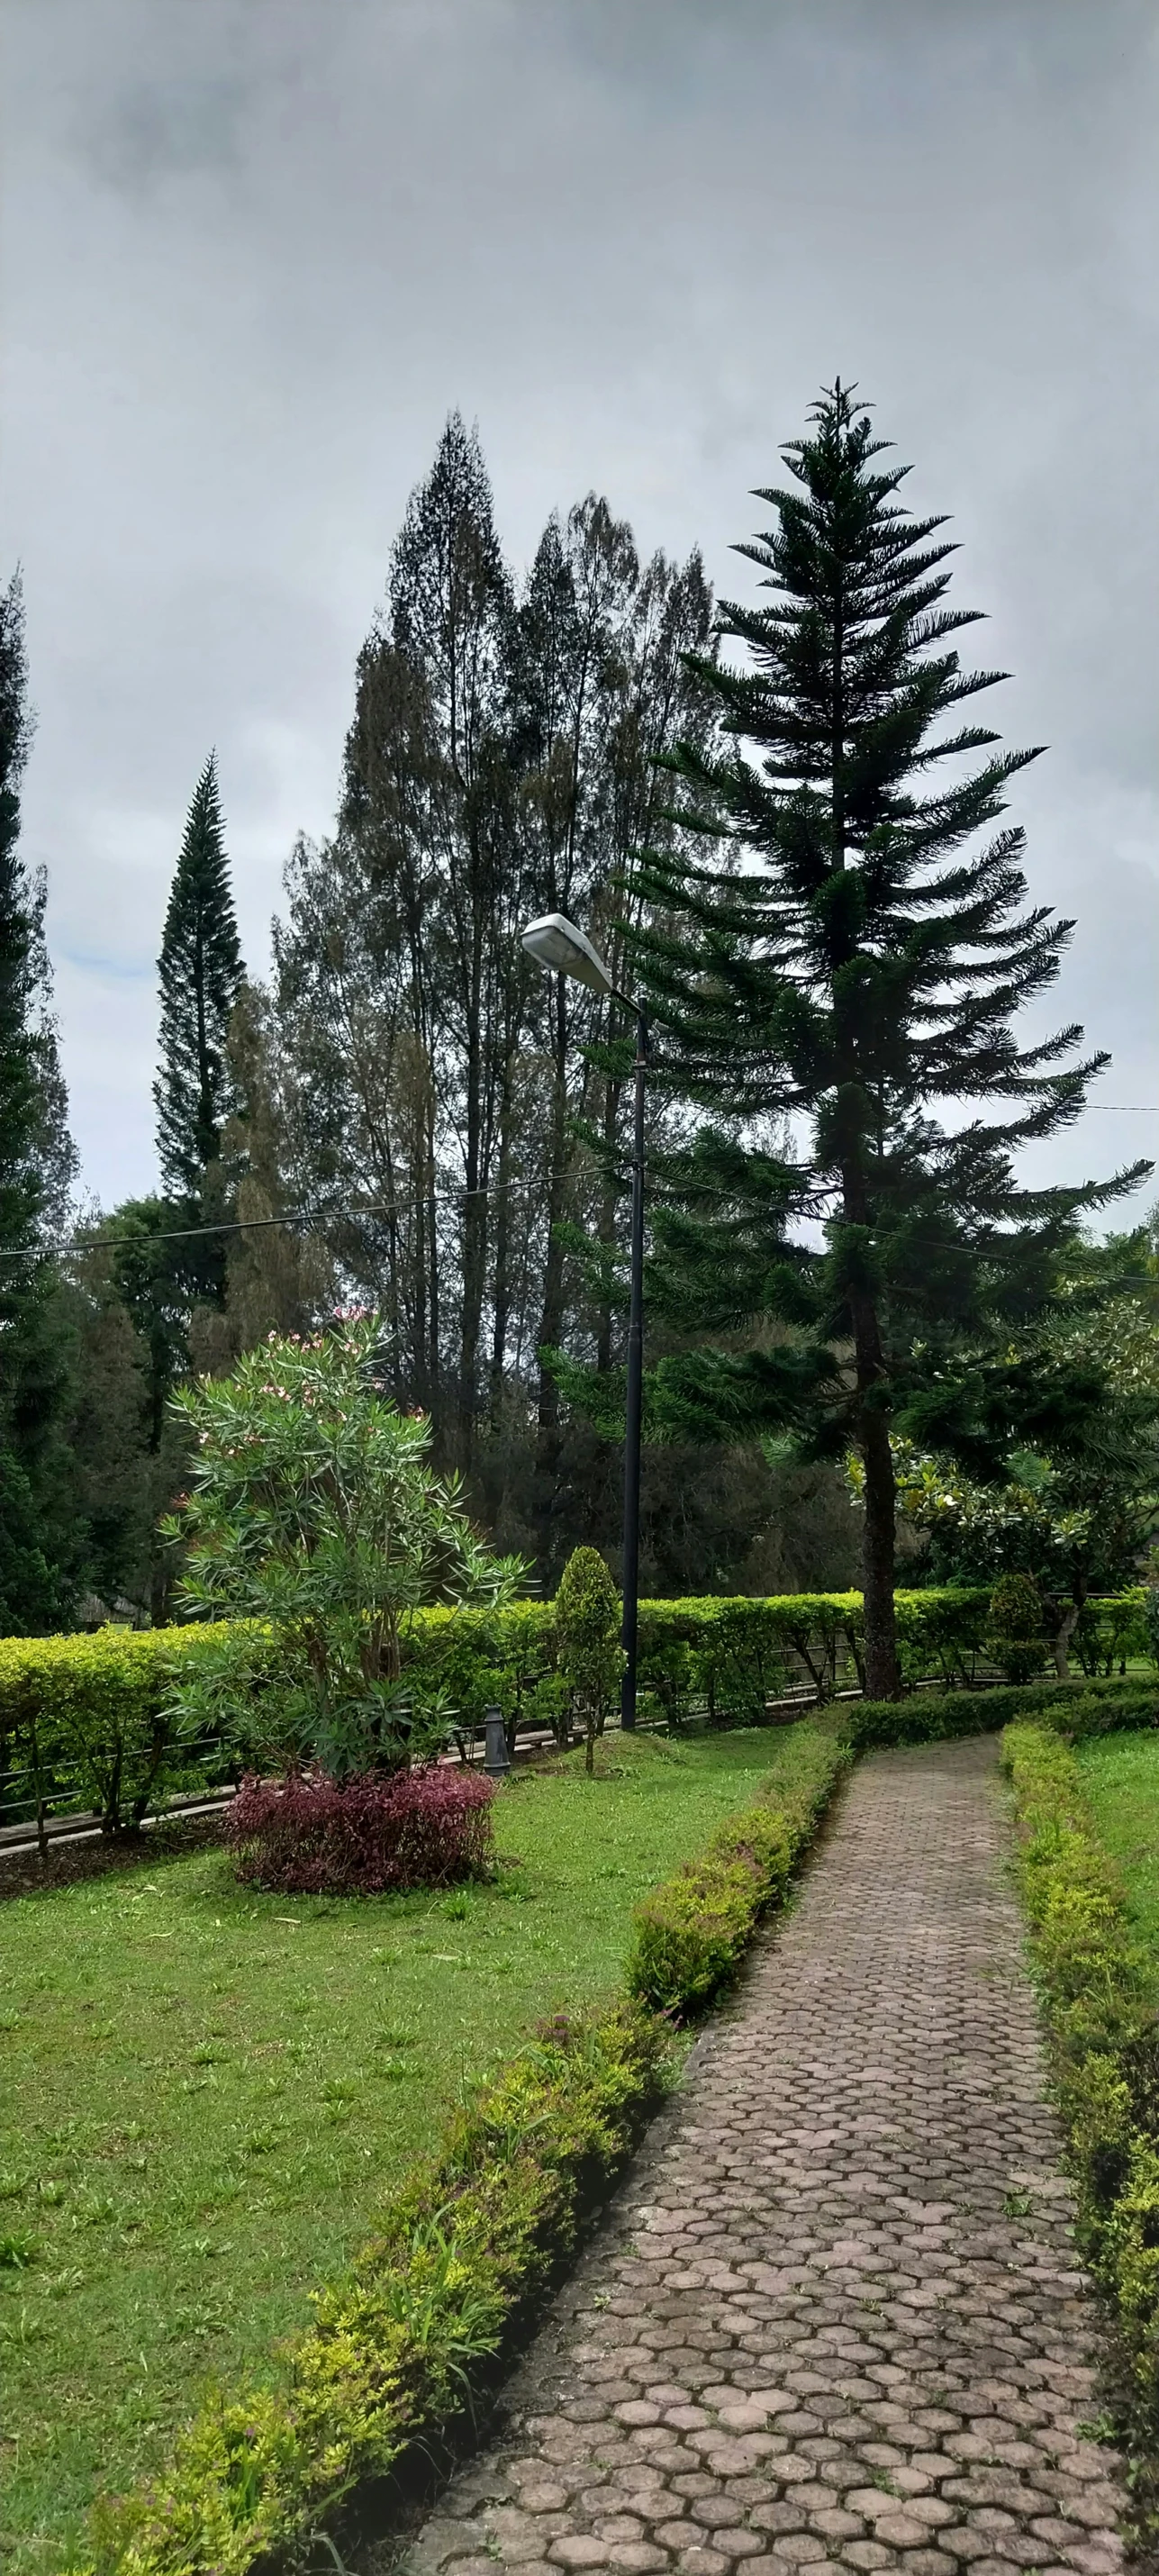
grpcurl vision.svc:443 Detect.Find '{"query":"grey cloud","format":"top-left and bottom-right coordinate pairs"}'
top-left (1, 0), bottom-right (1155, 1209)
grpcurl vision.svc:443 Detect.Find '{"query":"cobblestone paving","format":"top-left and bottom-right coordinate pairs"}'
top-left (398, 1737), bottom-right (1129, 2576)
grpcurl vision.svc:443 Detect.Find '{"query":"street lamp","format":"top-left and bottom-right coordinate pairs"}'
top-left (521, 912), bottom-right (647, 1732)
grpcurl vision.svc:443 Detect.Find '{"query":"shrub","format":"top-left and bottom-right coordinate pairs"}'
top-left (1001, 1722), bottom-right (1159, 2498)
top-left (227, 1764), bottom-right (496, 1895)
top-left (627, 1727), bottom-right (848, 2014)
top-left (1147, 1586), bottom-right (1159, 1671)
top-left (987, 1571), bottom-right (1046, 1683)
top-left (552, 1547), bottom-right (623, 1773)
top-left (162, 1317), bottom-right (526, 1779)
top-left (839, 1672), bottom-right (1159, 1752)
top-left (0, 1623), bottom-right (249, 1836)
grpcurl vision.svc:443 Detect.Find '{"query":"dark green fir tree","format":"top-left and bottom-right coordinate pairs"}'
top-left (616, 384), bottom-right (1149, 1699)
top-left (0, 569), bottom-right (83, 1630)
top-left (154, 751), bottom-right (243, 1206)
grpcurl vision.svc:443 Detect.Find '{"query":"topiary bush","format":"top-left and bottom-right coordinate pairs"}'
top-left (0, 1623), bottom-right (256, 1837)
top-left (987, 1571), bottom-right (1046, 1683)
top-left (552, 1547), bottom-right (623, 1773)
top-left (227, 1765), bottom-right (496, 1896)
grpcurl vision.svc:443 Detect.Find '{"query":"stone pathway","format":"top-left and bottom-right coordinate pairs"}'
top-left (397, 1737), bottom-right (1130, 2576)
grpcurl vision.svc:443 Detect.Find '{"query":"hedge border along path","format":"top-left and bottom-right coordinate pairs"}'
top-left (87, 1731), bottom-right (848, 2576)
top-left (397, 1729), bottom-right (1130, 2576)
top-left (1001, 1721), bottom-right (1159, 2543)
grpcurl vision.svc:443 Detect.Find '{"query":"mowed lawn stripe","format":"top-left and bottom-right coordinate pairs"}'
top-left (1077, 1725), bottom-right (1159, 1963)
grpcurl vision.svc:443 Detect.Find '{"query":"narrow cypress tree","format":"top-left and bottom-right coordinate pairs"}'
top-left (154, 752), bottom-right (243, 1198)
top-left (628, 385), bottom-right (1148, 1699)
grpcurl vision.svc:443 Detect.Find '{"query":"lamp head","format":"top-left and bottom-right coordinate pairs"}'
top-left (521, 912), bottom-right (613, 998)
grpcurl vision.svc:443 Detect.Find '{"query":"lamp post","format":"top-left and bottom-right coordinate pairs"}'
top-left (521, 911), bottom-right (647, 1731)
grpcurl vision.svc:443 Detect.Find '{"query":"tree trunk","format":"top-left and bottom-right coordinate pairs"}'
top-left (858, 1402), bottom-right (901, 1701)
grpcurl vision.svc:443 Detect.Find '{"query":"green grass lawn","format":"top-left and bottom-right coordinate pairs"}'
top-left (1077, 1727), bottom-right (1159, 1960)
top-left (0, 1728), bottom-right (818, 2573)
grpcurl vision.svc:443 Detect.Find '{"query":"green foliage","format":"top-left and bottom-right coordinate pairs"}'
top-left (840, 1671), bottom-right (1158, 1752)
top-left (0, 1623), bottom-right (245, 1832)
top-left (0, 1729), bottom-right (808, 2563)
top-left (600, 383), bottom-right (1146, 1701)
top-left (552, 1547), bottom-right (623, 1765)
top-left (627, 1726), bottom-right (848, 2013)
top-left (1001, 1723), bottom-right (1159, 2493)
top-left (154, 752), bottom-right (243, 1212)
top-left (2, 1589), bottom-right (1148, 1845)
top-left (163, 1317), bottom-right (525, 1777)
top-left (1146, 1589), bottom-right (1159, 1671)
top-left (0, 570), bottom-right (83, 1634)
top-left (89, 2004), bottom-right (666, 2576)
top-left (987, 1571), bottom-right (1046, 1683)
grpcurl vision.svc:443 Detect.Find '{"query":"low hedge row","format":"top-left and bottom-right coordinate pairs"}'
top-left (3, 1590), bottom-right (1150, 1839)
top-left (1001, 1723), bottom-right (1159, 2512)
top-left (88, 1731), bottom-right (847, 2575)
top-left (627, 1727), bottom-right (850, 2013)
top-left (839, 1672), bottom-right (1159, 1753)
top-left (0, 1624), bottom-right (250, 1835)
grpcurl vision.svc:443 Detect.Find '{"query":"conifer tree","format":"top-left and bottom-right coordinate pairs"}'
top-left (626, 384), bottom-right (1149, 1699)
top-left (154, 752), bottom-right (243, 1200)
top-left (0, 570), bottom-right (82, 1628)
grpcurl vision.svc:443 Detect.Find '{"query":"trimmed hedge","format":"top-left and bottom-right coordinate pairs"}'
top-left (0, 1624), bottom-right (255, 1835)
top-left (627, 1727), bottom-right (849, 2013)
top-left (838, 1672), bottom-right (1159, 1753)
top-left (1001, 1722), bottom-right (1159, 2505)
top-left (0, 1592), bottom-right (1150, 1841)
top-left (86, 1733), bottom-right (847, 2575)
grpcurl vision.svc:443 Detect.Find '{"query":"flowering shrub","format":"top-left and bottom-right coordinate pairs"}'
top-left (161, 1315), bottom-right (526, 1778)
top-left (227, 1764), bottom-right (496, 1894)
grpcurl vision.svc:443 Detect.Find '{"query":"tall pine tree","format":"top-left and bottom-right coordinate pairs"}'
top-left (0, 570), bottom-right (82, 1629)
top-left (626, 385), bottom-right (1148, 1698)
top-left (154, 752), bottom-right (243, 1202)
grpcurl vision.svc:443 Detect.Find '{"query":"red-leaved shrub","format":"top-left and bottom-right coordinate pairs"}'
top-left (227, 1765), bottom-right (496, 1894)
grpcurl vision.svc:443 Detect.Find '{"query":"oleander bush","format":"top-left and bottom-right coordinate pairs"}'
top-left (227, 1764), bottom-right (496, 1895)
top-left (1001, 1722), bottom-right (1159, 2487)
top-left (627, 1726), bottom-right (848, 2013)
top-left (163, 1318), bottom-right (525, 1784)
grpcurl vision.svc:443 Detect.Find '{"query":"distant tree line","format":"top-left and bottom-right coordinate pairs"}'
top-left (0, 391), bottom-right (1154, 1648)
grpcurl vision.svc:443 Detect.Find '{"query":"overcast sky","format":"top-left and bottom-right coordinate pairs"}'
top-left (2, 0), bottom-right (1156, 1218)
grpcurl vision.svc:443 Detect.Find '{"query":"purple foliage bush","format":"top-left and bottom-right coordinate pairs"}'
top-left (227, 1764), bottom-right (496, 1894)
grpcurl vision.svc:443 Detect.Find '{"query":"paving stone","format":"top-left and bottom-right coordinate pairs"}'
top-left (394, 1742), bottom-right (1129, 2576)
